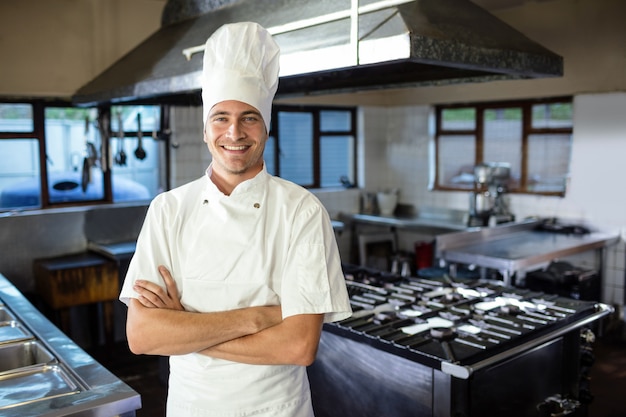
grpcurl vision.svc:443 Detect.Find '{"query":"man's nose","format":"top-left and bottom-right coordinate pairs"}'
top-left (226, 121), bottom-right (243, 139)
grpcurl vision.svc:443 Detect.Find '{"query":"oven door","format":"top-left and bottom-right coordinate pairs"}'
top-left (309, 330), bottom-right (587, 417)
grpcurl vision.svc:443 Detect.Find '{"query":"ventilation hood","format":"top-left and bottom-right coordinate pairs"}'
top-left (72, 0), bottom-right (563, 106)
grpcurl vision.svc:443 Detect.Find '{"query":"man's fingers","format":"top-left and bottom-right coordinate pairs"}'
top-left (136, 294), bottom-right (158, 308)
top-left (135, 279), bottom-right (166, 296)
top-left (158, 265), bottom-right (180, 298)
top-left (134, 279), bottom-right (170, 305)
top-left (133, 266), bottom-right (184, 311)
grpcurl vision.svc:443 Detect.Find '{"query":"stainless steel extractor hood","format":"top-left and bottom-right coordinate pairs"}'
top-left (72, 0), bottom-right (563, 106)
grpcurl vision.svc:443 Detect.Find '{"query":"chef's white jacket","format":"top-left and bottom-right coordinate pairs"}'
top-left (120, 165), bottom-right (352, 416)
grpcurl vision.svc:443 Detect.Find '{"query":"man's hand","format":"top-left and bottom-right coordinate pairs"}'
top-left (133, 265), bottom-right (184, 311)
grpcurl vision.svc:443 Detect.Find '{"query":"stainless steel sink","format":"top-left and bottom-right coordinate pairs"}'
top-left (0, 319), bottom-right (33, 345)
top-left (0, 274), bottom-right (141, 416)
top-left (0, 340), bottom-right (56, 374)
top-left (0, 311), bottom-right (83, 411)
top-left (0, 306), bottom-right (16, 323)
top-left (0, 364), bottom-right (81, 410)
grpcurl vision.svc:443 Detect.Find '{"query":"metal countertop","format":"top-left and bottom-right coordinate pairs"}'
top-left (436, 220), bottom-right (620, 277)
top-left (0, 273), bottom-right (141, 417)
top-left (88, 241), bottom-right (137, 261)
top-left (346, 213), bottom-right (468, 233)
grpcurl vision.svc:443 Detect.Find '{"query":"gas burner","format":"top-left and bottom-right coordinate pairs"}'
top-left (500, 304), bottom-right (522, 315)
top-left (439, 309), bottom-right (471, 323)
top-left (442, 292), bottom-right (464, 304)
top-left (373, 311), bottom-right (399, 325)
top-left (397, 306), bottom-right (429, 318)
top-left (430, 327), bottom-right (456, 341)
top-left (343, 265), bottom-right (403, 287)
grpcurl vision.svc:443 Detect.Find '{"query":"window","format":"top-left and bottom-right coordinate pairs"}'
top-left (435, 97), bottom-right (573, 196)
top-left (0, 100), bottom-right (168, 211)
top-left (266, 105), bottom-right (356, 188)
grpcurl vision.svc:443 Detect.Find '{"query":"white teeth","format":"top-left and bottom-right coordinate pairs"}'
top-left (223, 145), bottom-right (248, 151)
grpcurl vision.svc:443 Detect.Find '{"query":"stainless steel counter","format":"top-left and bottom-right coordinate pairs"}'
top-left (346, 211), bottom-right (468, 234)
top-left (88, 241), bottom-right (137, 261)
top-left (339, 209), bottom-right (468, 266)
top-left (436, 220), bottom-right (620, 285)
top-left (0, 273), bottom-right (141, 417)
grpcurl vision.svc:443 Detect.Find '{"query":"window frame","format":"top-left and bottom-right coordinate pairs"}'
top-left (0, 99), bottom-right (171, 210)
top-left (269, 104), bottom-right (357, 189)
top-left (434, 96), bottom-right (573, 196)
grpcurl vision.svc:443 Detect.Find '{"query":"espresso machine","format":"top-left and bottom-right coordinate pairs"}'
top-left (468, 162), bottom-right (515, 227)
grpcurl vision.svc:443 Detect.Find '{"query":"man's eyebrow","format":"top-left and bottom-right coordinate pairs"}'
top-left (209, 110), bottom-right (262, 118)
top-left (209, 110), bottom-right (230, 118)
top-left (241, 110), bottom-right (262, 117)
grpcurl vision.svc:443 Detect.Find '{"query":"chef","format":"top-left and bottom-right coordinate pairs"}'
top-left (119, 21), bottom-right (352, 417)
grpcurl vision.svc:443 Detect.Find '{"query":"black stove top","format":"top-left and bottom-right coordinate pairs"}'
top-left (331, 265), bottom-right (607, 374)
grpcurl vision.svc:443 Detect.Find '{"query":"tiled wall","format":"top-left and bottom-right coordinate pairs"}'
top-left (169, 106), bottom-right (213, 186)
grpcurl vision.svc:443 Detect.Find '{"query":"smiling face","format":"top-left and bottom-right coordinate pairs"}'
top-left (203, 100), bottom-right (268, 189)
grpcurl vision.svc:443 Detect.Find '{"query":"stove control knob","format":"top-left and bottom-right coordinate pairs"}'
top-left (580, 328), bottom-right (595, 344)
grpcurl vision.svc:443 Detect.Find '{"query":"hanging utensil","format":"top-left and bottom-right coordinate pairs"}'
top-left (98, 110), bottom-right (109, 173)
top-left (115, 111), bottom-right (127, 166)
top-left (81, 116), bottom-right (91, 192)
top-left (81, 156), bottom-right (90, 192)
top-left (134, 113), bottom-right (147, 160)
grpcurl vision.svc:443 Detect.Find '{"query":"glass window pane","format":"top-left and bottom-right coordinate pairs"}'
top-left (527, 134), bottom-right (571, 192)
top-left (110, 106), bottom-right (160, 202)
top-left (320, 110), bottom-right (351, 132)
top-left (532, 102), bottom-right (573, 129)
top-left (264, 135), bottom-right (276, 175)
top-left (437, 134), bottom-right (476, 188)
top-left (45, 108), bottom-right (105, 203)
top-left (0, 139), bottom-right (41, 209)
top-left (483, 108), bottom-right (522, 188)
top-left (0, 103), bottom-right (33, 132)
top-left (321, 135), bottom-right (354, 187)
top-left (278, 112), bottom-right (313, 185)
top-left (441, 108), bottom-right (476, 130)
top-left (111, 105), bottom-right (161, 132)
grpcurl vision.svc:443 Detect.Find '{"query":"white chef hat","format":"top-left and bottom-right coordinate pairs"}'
top-left (201, 22), bottom-right (280, 130)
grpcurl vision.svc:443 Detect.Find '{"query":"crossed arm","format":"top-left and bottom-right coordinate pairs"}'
top-left (126, 266), bottom-right (324, 366)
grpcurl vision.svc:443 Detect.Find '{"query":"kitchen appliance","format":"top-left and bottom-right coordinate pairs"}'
top-left (468, 162), bottom-right (515, 227)
top-left (308, 265), bottom-right (611, 417)
top-left (73, 0), bottom-right (563, 106)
